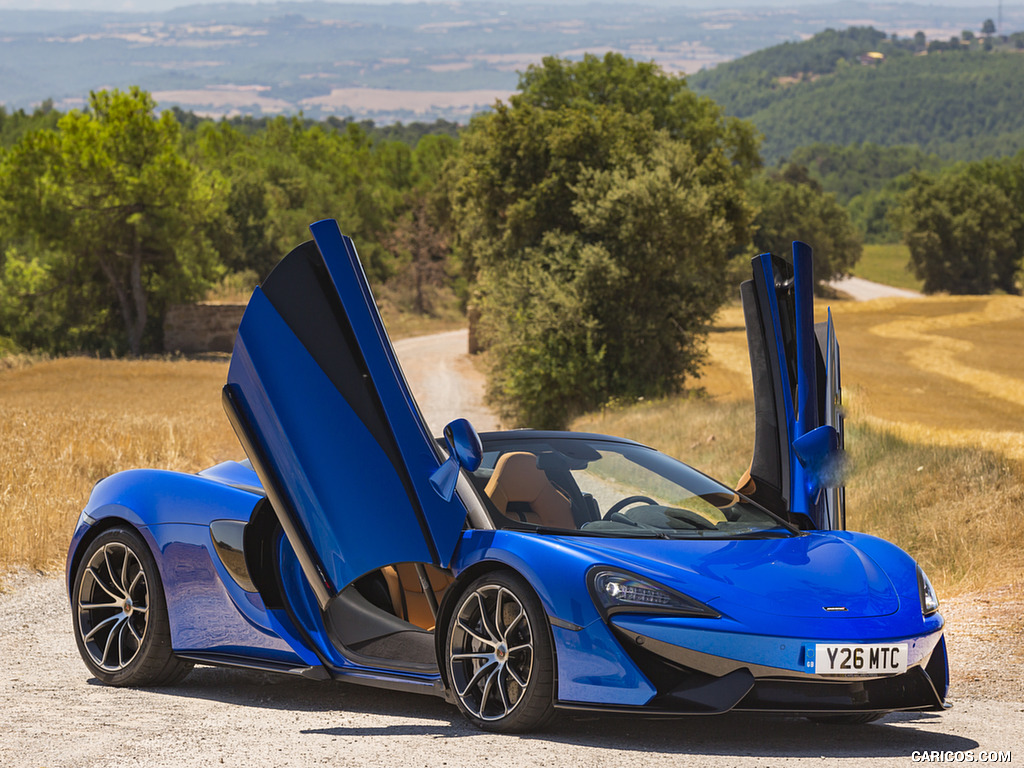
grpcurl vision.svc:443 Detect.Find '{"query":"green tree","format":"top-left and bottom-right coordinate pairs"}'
top-left (196, 117), bottom-right (423, 283)
top-left (451, 54), bottom-right (757, 428)
top-left (896, 168), bottom-right (1021, 294)
top-left (982, 19), bottom-right (996, 36)
top-left (0, 88), bottom-right (226, 354)
top-left (750, 163), bottom-right (862, 283)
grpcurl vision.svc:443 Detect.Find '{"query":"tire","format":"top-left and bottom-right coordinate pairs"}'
top-left (71, 526), bottom-right (192, 687)
top-left (444, 570), bottom-right (556, 733)
top-left (808, 712), bottom-right (887, 724)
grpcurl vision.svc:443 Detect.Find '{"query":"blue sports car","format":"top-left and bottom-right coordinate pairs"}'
top-left (66, 219), bottom-right (948, 732)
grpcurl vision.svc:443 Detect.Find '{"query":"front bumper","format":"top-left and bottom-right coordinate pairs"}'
top-left (554, 612), bottom-right (949, 716)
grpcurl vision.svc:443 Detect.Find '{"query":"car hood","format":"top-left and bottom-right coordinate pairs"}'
top-left (558, 532), bottom-right (901, 619)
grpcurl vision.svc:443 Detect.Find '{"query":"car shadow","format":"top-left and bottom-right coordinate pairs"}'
top-left (114, 666), bottom-right (979, 759)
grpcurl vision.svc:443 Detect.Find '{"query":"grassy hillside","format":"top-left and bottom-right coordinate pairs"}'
top-left (692, 29), bottom-right (1024, 162)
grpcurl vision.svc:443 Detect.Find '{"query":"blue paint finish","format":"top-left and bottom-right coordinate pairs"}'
top-left (752, 244), bottom-right (840, 528)
top-left (552, 622), bottom-right (656, 706)
top-left (452, 527), bottom-right (941, 644)
top-left (226, 222), bottom-right (470, 599)
top-left (453, 529), bottom-right (607, 630)
top-left (198, 460), bottom-right (262, 492)
top-left (229, 288), bottom-right (436, 590)
top-left (147, 523), bottom-right (300, 662)
top-left (85, 469), bottom-right (260, 526)
top-left (274, 530), bottom-right (351, 670)
top-left (311, 220), bottom-right (469, 567)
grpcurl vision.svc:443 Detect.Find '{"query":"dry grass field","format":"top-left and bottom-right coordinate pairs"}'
top-left (0, 357), bottom-right (236, 571)
top-left (577, 293), bottom-right (1024, 596)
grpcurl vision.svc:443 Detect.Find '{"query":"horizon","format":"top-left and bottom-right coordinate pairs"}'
top-left (0, 0), bottom-right (1011, 12)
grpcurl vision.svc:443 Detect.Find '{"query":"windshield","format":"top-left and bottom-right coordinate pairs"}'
top-left (470, 436), bottom-right (796, 539)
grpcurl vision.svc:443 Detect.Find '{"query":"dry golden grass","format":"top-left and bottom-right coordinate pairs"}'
top-left (0, 357), bottom-right (238, 571)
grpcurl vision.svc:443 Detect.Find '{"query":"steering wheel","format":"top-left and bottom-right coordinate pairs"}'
top-left (603, 495), bottom-right (658, 519)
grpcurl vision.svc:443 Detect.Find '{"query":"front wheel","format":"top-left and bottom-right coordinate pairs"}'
top-left (444, 571), bottom-right (555, 732)
top-left (71, 526), bottom-right (192, 686)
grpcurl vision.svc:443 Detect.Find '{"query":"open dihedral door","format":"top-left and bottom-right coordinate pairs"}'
top-left (222, 219), bottom-right (469, 619)
top-left (739, 242), bottom-right (845, 531)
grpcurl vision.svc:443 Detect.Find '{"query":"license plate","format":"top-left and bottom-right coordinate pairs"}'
top-left (814, 643), bottom-right (908, 674)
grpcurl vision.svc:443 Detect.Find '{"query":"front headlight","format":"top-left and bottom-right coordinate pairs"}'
top-left (917, 565), bottom-right (940, 616)
top-left (589, 568), bottom-right (720, 619)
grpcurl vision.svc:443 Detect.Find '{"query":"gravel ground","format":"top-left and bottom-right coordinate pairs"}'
top-left (2, 329), bottom-right (1021, 767)
top-left (0, 570), bottom-right (1020, 768)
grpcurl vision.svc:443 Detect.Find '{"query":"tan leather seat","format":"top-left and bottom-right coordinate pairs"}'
top-left (381, 563), bottom-right (453, 631)
top-left (484, 451), bottom-right (575, 529)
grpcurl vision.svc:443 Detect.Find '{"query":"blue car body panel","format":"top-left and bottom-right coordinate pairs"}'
top-left (67, 222), bottom-right (948, 719)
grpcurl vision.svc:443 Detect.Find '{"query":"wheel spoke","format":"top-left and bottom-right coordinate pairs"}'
top-left (457, 617), bottom-right (495, 648)
top-left (116, 621), bottom-right (129, 669)
top-left (496, 666), bottom-right (513, 714)
top-left (478, 666), bottom-right (502, 717)
top-left (504, 605), bottom-right (525, 639)
top-left (506, 662), bottom-right (529, 688)
top-left (79, 600), bottom-right (120, 611)
top-left (99, 617), bottom-right (125, 667)
top-left (120, 548), bottom-right (131, 595)
top-left (450, 652), bottom-right (493, 662)
top-left (87, 566), bottom-right (123, 603)
top-left (507, 642), bottom-right (532, 655)
top-left (474, 591), bottom-right (500, 643)
top-left (83, 612), bottom-right (121, 643)
top-left (129, 569), bottom-right (144, 595)
top-left (493, 588), bottom-right (505, 640)
top-left (455, 658), bottom-right (497, 699)
top-left (127, 618), bottom-right (143, 644)
top-left (102, 546), bottom-right (126, 598)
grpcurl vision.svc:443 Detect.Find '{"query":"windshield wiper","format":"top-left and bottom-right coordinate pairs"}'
top-left (523, 526), bottom-right (670, 539)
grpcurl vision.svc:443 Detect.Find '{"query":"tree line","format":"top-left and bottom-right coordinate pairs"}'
top-left (692, 25), bottom-right (1024, 164)
top-left (2, 51), bottom-right (1019, 428)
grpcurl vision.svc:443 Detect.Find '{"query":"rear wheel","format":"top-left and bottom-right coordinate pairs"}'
top-left (444, 571), bottom-right (555, 732)
top-left (72, 526), bottom-right (192, 686)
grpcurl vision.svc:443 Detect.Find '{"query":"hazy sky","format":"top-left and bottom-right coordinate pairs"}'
top-left (0, 0), bottom-right (1007, 11)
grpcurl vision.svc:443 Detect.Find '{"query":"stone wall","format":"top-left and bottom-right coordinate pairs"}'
top-left (164, 303), bottom-right (246, 354)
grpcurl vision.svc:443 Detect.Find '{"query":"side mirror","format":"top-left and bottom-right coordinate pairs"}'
top-left (792, 424), bottom-right (845, 492)
top-left (429, 418), bottom-right (483, 502)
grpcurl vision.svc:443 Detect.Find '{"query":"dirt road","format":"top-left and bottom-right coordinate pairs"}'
top-left (393, 328), bottom-right (500, 435)
top-left (829, 275), bottom-right (923, 301)
top-left (1, 327), bottom-right (1021, 767)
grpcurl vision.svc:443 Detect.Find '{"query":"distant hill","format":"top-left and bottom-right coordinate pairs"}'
top-left (691, 27), bottom-right (1024, 162)
top-left (2, 2), bottom-right (1021, 123)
